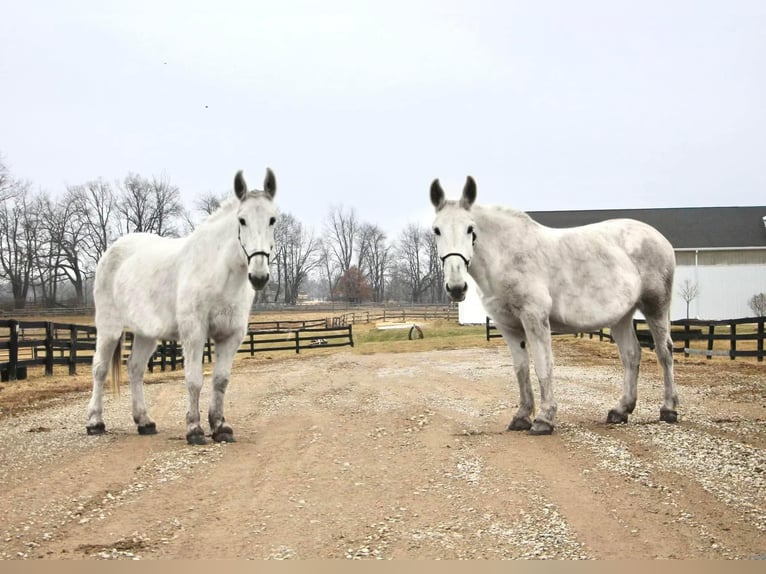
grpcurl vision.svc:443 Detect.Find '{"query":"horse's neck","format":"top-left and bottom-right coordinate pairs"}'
top-left (190, 207), bottom-right (240, 261)
top-left (469, 205), bottom-right (541, 288)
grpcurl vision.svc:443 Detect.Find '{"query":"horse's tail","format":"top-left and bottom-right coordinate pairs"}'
top-left (110, 336), bottom-right (122, 396)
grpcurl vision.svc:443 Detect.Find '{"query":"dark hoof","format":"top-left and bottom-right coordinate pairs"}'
top-left (186, 428), bottom-right (207, 445)
top-left (528, 419), bottom-right (554, 435)
top-left (607, 409), bottom-right (629, 424)
top-left (137, 422), bottom-right (157, 435)
top-left (212, 426), bottom-right (235, 443)
top-left (660, 408), bottom-right (678, 423)
top-left (508, 417), bottom-right (533, 431)
top-left (86, 422), bottom-right (106, 435)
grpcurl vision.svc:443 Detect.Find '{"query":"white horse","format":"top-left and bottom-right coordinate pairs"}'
top-left (430, 176), bottom-right (679, 434)
top-left (86, 168), bottom-right (278, 444)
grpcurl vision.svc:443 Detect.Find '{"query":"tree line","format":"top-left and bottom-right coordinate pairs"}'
top-left (0, 155), bottom-right (446, 309)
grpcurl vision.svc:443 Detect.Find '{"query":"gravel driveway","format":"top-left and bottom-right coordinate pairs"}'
top-left (0, 342), bottom-right (764, 559)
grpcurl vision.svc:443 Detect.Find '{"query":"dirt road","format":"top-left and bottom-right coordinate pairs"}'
top-left (0, 341), bottom-right (764, 559)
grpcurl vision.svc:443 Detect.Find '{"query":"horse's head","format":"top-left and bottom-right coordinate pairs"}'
top-left (234, 168), bottom-right (278, 290)
top-left (429, 175), bottom-right (477, 302)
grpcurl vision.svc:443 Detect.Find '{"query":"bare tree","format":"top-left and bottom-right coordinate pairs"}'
top-left (0, 154), bottom-right (14, 202)
top-left (44, 193), bottom-right (92, 305)
top-left (322, 205), bottom-right (358, 299)
top-left (678, 279), bottom-right (699, 319)
top-left (0, 181), bottom-right (35, 308)
top-left (67, 179), bottom-right (118, 266)
top-left (749, 292), bottom-right (766, 316)
top-left (395, 223), bottom-right (435, 303)
top-left (358, 224), bottom-right (390, 302)
top-left (195, 190), bottom-right (228, 216)
top-left (116, 173), bottom-right (184, 237)
top-left (424, 231), bottom-right (446, 304)
top-left (273, 214), bottom-right (321, 304)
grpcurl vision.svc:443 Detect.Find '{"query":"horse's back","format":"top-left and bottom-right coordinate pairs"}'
top-left (94, 233), bottom-right (185, 337)
top-left (544, 218), bottom-right (674, 329)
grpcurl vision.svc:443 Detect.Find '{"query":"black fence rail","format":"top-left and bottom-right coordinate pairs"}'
top-left (486, 316), bottom-right (766, 362)
top-left (0, 319), bottom-right (97, 380)
top-left (143, 324), bottom-right (354, 372)
top-left (1, 318), bottom-right (354, 380)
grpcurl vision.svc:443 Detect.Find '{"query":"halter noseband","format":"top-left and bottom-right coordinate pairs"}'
top-left (440, 252), bottom-right (471, 267)
top-left (238, 227), bottom-right (271, 264)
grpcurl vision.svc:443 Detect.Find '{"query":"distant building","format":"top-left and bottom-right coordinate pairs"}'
top-left (458, 206), bottom-right (766, 322)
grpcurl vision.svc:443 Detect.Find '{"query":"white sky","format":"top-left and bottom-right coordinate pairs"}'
top-left (1, 0), bottom-right (764, 237)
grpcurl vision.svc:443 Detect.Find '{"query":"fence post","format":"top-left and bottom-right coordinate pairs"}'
top-left (7, 319), bottom-right (18, 381)
top-left (706, 324), bottom-right (715, 360)
top-left (683, 323), bottom-right (690, 357)
top-left (44, 322), bottom-right (54, 376)
top-left (170, 340), bottom-right (178, 370)
top-left (295, 330), bottom-right (300, 354)
top-left (68, 324), bottom-right (77, 375)
top-left (730, 322), bottom-right (736, 360)
top-left (758, 319), bottom-right (764, 363)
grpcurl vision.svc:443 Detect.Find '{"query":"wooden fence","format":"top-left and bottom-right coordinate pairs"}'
top-left (337, 306), bottom-right (456, 325)
top-left (486, 316), bottom-right (766, 362)
top-left (0, 320), bottom-right (97, 380)
top-left (0, 318), bottom-right (354, 380)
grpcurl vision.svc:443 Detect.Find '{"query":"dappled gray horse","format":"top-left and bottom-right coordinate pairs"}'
top-left (87, 168), bottom-right (278, 444)
top-left (430, 176), bottom-right (679, 434)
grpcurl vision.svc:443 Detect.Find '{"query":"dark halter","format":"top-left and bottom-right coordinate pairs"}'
top-left (440, 252), bottom-right (471, 267)
top-left (238, 227), bottom-right (270, 264)
top-left (439, 230), bottom-right (476, 267)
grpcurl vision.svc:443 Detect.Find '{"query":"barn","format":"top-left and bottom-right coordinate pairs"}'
top-left (458, 206), bottom-right (766, 323)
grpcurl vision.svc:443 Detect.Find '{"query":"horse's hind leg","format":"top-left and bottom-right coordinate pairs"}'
top-left (207, 333), bottom-right (241, 443)
top-left (645, 313), bottom-right (679, 423)
top-left (86, 331), bottom-right (121, 435)
top-left (607, 314), bottom-right (642, 424)
top-left (127, 335), bottom-right (158, 435)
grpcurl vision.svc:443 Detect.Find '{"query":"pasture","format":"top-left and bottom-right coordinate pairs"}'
top-left (0, 311), bottom-right (764, 559)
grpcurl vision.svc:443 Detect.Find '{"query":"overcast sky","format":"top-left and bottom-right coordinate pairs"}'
top-left (1, 0), bottom-right (764, 236)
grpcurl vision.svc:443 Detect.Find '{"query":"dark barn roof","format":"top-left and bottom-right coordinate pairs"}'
top-left (527, 206), bottom-right (766, 250)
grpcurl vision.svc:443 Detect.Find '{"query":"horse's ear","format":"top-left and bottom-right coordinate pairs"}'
top-left (460, 175), bottom-right (476, 209)
top-left (263, 167), bottom-right (276, 200)
top-left (430, 179), bottom-right (446, 211)
top-left (234, 170), bottom-right (248, 200)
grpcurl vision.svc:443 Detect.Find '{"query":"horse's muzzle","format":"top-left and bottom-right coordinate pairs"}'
top-left (249, 273), bottom-right (270, 290)
top-left (446, 281), bottom-right (468, 302)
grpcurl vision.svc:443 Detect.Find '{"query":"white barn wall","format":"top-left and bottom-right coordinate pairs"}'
top-left (458, 275), bottom-right (489, 324)
top-left (671, 264), bottom-right (766, 320)
top-left (459, 264), bottom-right (766, 325)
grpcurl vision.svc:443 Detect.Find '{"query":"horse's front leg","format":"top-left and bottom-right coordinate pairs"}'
top-left (208, 333), bottom-right (242, 443)
top-left (498, 326), bottom-right (535, 431)
top-left (183, 340), bottom-right (206, 445)
top-left (521, 313), bottom-right (557, 435)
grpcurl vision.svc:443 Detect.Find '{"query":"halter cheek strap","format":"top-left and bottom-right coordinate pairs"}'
top-left (238, 227), bottom-right (271, 264)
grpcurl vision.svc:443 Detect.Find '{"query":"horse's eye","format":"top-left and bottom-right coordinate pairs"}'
top-left (467, 225), bottom-right (474, 235)
top-left (269, 217), bottom-right (276, 226)
top-left (238, 218), bottom-right (246, 226)
top-left (433, 227), bottom-right (441, 236)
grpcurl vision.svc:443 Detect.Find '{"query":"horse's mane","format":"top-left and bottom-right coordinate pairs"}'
top-left (203, 191), bottom-right (272, 226)
top-left (203, 195), bottom-right (239, 225)
top-left (474, 204), bottom-right (535, 224)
